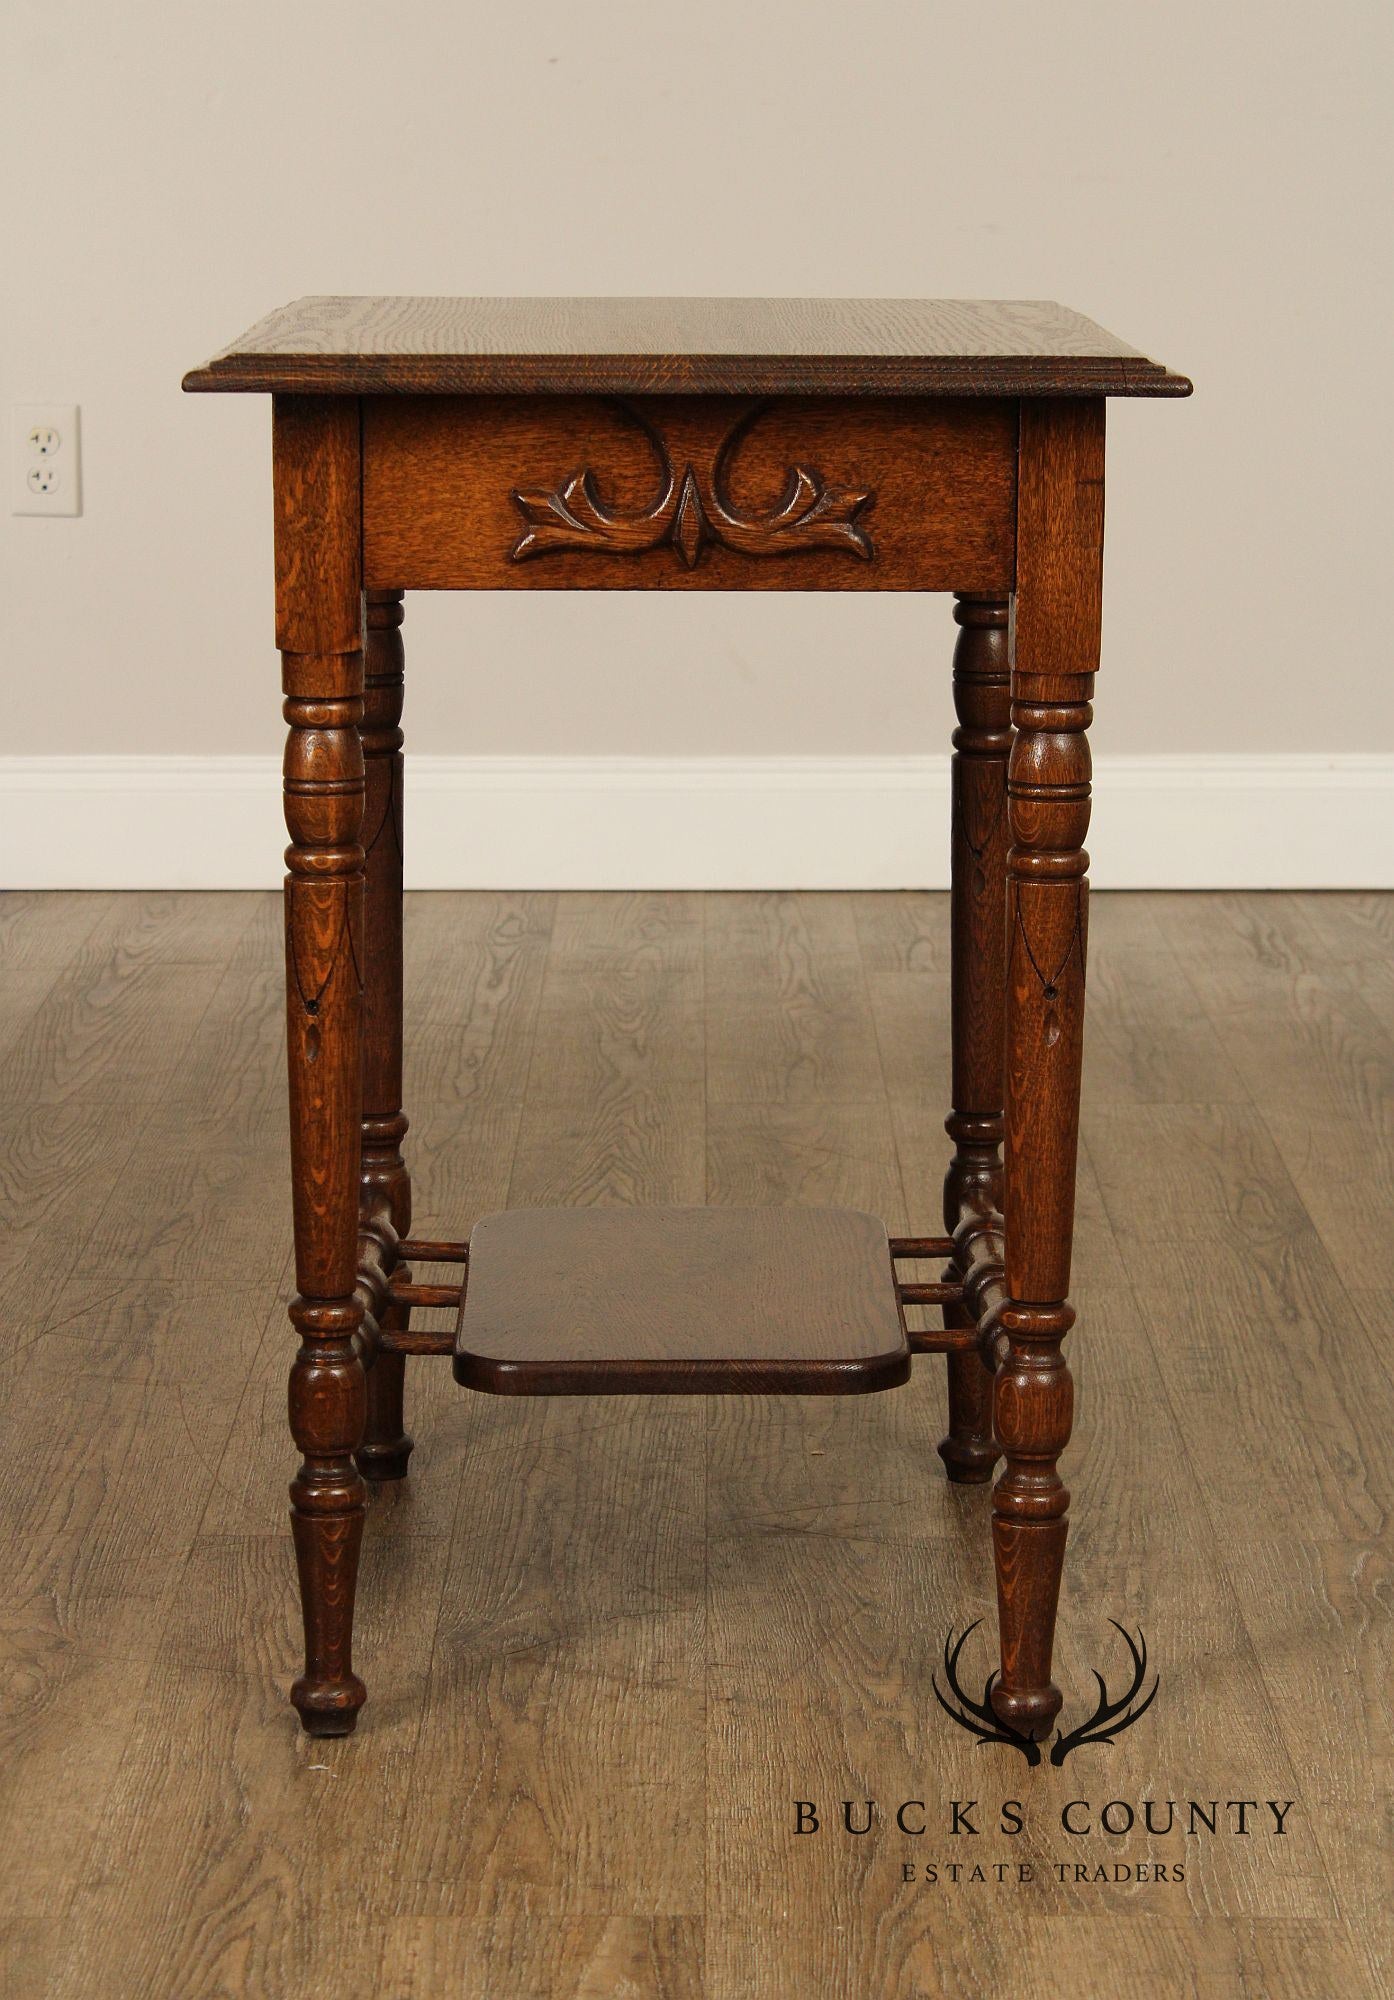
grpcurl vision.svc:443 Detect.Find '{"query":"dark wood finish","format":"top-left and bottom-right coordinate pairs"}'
top-left (274, 395), bottom-right (370, 1736)
top-left (952, 1190), bottom-right (1008, 1343)
top-left (378, 1324), bottom-right (456, 1356)
top-left (939, 594), bottom-right (1011, 1485)
top-left (453, 1206), bottom-right (910, 1395)
top-left (356, 588), bottom-right (414, 1484)
top-left (184, 296), bottom-right (1191, 398)
top-left (362, 396), bottom-right (1017, 593)
top-left (897, 1307), bottom-right (984, 1355)
top-left (895, 1280), bottom-right (962, 1306)
top-left (907, 1325), bottom-right (979, 1354)
top-left (181, 300), bottom-right (1187, 1740)
top-left (989, 398), bottom-right (1103, 1739)
top-left (388, 1281), bottom-right (461, 1311)
top-left (888, 1235), bottom-right (953, 1259)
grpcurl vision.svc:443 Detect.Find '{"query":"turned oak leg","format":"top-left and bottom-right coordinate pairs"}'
top-left (938, 594), bottom-right (1009, 1485)
top-left (276, 396), bottom-right (369, 1735)
top-left (990, 401), bottom-right (1103, 1738)
top-left (357, 588), bottom-right (414, 1482)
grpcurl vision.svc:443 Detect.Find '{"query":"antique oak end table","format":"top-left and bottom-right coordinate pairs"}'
top-left (184, 298), bottom-right (1190, 1737)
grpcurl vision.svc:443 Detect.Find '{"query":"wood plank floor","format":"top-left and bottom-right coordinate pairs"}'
top-left (1, 890), bottom-right (1389, 1999)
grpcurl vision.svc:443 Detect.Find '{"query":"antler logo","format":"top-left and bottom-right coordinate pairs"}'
top-left (933, 1619), bottom-right (1159, 1767)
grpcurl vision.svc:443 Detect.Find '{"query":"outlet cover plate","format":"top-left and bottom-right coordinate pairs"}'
top-left (12, 403), bottom-right (81, 517)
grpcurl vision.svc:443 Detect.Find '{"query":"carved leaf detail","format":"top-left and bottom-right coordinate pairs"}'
top-left (510, 402), bottom-right (875, 566)
top-left (512, 473), bottom-right (615, 554)
top-left (672, 469), bottom-right (705, 569)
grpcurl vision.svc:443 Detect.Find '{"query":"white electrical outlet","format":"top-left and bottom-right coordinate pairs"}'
top-left (12, 404), bottom-right (81, 516)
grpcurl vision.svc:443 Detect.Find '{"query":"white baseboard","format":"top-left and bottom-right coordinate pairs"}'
top-left (2, 753), bottom-right (1390, 890)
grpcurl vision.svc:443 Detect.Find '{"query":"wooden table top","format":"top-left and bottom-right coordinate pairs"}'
top-left (183, 296), bottom-right (1190, 399)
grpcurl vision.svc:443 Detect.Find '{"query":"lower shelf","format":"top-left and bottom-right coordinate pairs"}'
top-left (452, 1204), bottom-right (912, 1395)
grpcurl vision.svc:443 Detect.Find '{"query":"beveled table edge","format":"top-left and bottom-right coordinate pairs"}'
top-left (183, 353), bottom-right (1192, 397)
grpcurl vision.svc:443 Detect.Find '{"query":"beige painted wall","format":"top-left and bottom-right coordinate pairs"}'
top-left (4, 0), bottom-right (1390, 761)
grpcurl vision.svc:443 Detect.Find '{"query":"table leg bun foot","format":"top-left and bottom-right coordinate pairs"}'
top-left (356, 1437), bottom-right (413, 1483)
top-left (937, 1438), bottom-right (998, 1484)
top-left (292, 1676), bottom-right (367, 1736)
top-left (989, 1678), bottom-right (1063, 1740)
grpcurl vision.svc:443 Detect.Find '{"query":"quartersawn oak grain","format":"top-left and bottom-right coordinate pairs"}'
top-left (356, 588), bottom-right (413, 1483)
top-left (940, 594), bottom-right (1011, 1484)
top-left (274, 395), bottom-right (371, 1737)
top-left (988, 398), bottom-right (1104, 1737)
top-left (200, 311), bottom-right (1189, 1749)
top-left (453, 1203), bottom-right (911, 1394)
top-left (362, 394), bottom-right (1018, 594)
top-left (183, 296), bottom-right (1191, 398)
